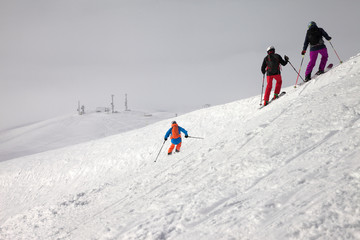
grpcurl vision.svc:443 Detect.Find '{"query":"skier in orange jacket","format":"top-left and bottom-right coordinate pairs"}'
top-left (164, 121), bottom-right (188, 155)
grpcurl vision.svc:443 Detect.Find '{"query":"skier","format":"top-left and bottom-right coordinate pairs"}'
top-left (164, 121), bottom-right (188, 155)
top-left (302, 21), bottom-right (332, 81)
top-left (261, 46), bottom-right (289, 106)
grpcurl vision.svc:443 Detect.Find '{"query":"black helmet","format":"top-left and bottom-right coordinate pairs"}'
top-left (172, 121), bottom-right (177, 124)
top-left (308, 21), bottom-right (317, 29)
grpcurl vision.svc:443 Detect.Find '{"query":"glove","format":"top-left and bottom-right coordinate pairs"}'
top-left (301, 50), bottom-right (306, 55)
top-left (185, 135), bottom-right (188, 138)
top-left (284, 55), bottom-right (289, 62)
top-left (164, 138), bottom-right (167, 141)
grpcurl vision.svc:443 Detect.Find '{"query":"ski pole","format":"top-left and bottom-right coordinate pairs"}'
top-left (329, 40), bottom-right (343, 64)
top-left (288, 59), bottom-right (305, 85)
top-left (154, 140), bottom-right (166, 162)
top-left (260, 74), bottom-right (265, 106)
top-left (294, 55), bottom-right (305, 87)
top-left (187, 136), bottom-right (204, 139)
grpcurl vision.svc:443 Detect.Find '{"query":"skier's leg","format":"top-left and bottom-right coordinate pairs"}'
top-left (305, 50), bottom-right (319, 76)
top-left (168, 144), bottom-right (175, 154)
top-left (274, 75), bottom-right (283, 96)
top-left (264, 76), bottom-right (273, 103)
top-left (318, 48), bottom-right (329, 72)
top-left (175, 142), bottom-right (182, 152)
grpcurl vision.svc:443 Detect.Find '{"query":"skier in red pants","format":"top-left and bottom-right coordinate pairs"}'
top-left (261, 46), bottom-right (289, 106)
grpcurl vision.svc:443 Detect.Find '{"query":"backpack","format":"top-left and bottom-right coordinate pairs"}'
top-left (307, 27), bottom-right (322, 45)
top-left (171, 123), bottom-right (181, 139)
top-left (266, 54), bottom-right (280, 74)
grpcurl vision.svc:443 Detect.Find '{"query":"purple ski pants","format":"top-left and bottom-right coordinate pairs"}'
top-left (305, 48), bottom-right (329, 76)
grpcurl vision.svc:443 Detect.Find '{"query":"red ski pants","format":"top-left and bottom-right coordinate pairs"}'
top-left (264, 74), bottom-right (282, 102)
top-left (168, 142), bottom-right (182, 153)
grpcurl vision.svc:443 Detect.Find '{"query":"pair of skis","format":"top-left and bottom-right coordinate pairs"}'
top-left (259, 91), bottom-right (286, 109)
top-left (296, 63), bottom-right (333, 87)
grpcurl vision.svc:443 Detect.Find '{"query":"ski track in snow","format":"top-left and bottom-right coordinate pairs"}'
top-left (1, 54), bottom-right (360, 239)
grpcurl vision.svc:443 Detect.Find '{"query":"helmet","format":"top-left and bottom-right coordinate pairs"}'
top-left (267, 46), bottom-right (275, 53)
top-left (308, 21), bottom-right (317, 29)
top-left (172, 121), bottom-right (177, 124)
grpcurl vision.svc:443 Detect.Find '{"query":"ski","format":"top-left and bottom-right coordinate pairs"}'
top-left (310, 63), bottom-right (333, 80)
top-left (259, 91), bottom-right (286, 109)
top-left (297, 63), bottom-right (333, 87)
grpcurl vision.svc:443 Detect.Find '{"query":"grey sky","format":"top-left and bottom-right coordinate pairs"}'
top-left (1, 0), bottom-right (359, 130)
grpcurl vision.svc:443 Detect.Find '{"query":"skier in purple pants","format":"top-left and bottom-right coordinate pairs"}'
top-left (301, 21), bottom-right (332, 81)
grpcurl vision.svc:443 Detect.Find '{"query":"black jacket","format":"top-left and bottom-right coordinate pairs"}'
top-left (303, 26), bottom-right (331, 52)
top-left (261, 53), bottom-right (288, 76)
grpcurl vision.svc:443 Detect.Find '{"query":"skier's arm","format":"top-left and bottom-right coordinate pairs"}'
top-left (303, 34), bottom-right (309, 52)
top-left (278, 54), bottom-right (288, 66)
top-left (179, 127), bottom-right (188, 137)
top-left (261, 58), bottom-right (267, 75)
top-left (164, 128), bottom-right (172, 139)
top-left (320, 28), bottom-right (332, 41)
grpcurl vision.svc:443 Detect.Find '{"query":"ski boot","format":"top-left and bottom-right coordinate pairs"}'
top-left (315, 69), bottom-right (324, 75)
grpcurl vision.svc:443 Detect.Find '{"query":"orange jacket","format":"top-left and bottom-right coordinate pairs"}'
top-left (165, 123), bottom-right (188, 144)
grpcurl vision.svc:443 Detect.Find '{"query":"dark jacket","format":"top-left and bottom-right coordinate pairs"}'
top-left (303, 26), bottom-right (331, 52)
top-left (261, 53), bottom-right (288, 76)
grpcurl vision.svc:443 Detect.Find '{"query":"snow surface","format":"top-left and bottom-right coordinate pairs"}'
top-left (1, 54), bottom-right (360, 239)
top-left (0, 110), bottom-right (176, 162)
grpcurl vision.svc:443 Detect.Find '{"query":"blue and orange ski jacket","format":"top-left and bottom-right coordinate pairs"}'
top-left (165, 123), bottom-right (188, 145)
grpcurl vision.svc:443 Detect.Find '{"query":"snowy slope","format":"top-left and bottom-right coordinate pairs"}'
top-left (1, 54), bottom-right (360, 239)
top-left (0, 110), bottom-right (176, 162)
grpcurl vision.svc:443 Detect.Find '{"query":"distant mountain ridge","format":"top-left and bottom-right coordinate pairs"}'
top-left (0, 110), bottom-right (176, 162)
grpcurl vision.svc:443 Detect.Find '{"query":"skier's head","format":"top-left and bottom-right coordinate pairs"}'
top-left (172, 121), bottom-right (177, 125)
top-left (308, 21), bottom-right (317, 29)
top-left (267, 46), bottom-right (275, 54)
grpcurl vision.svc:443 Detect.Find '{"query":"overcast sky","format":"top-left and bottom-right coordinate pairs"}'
top-left (1, 0), bottom-right (359, 131)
